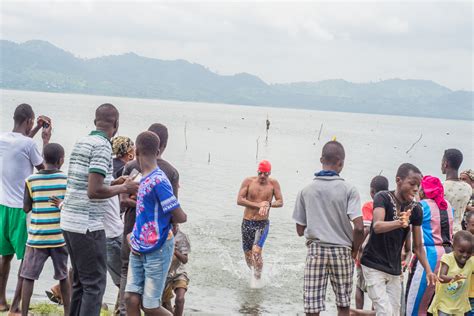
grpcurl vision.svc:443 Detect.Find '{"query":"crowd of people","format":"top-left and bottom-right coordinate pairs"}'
top-left (0, 102), bottom-right (473, 316)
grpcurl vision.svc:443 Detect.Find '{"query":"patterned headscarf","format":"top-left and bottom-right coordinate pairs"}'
top-left (461, 169), bottom-right (474, 182)
top-left (111, 136), bottom-right (134, 158)
top-left (421, 175), bottom-right (448, 210)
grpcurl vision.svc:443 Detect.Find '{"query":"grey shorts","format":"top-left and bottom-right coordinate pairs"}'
top-left (20, 245), bottom-right (68, 281)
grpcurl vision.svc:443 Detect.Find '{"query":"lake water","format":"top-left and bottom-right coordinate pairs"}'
top-left (1, 89), bottom-right (473, 315)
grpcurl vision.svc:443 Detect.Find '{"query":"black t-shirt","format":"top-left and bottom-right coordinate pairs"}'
top-left (360, 190), bottom-right (423, 276)
top-left (121, 158), bottom-right (180, 235)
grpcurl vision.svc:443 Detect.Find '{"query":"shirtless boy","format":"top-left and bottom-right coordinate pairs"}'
top-left (237, 160), bottom-right (283, 279)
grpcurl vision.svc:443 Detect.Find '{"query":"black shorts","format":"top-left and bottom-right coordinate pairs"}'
top-left (241, 219), bottom-right (270, 252)
top-left (20, 246), bottom-right (68, 281)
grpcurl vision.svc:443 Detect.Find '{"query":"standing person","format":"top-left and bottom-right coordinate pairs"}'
top-left (428, 231), bottom-right (474, 316)
top-left (0, 103), bottom-right (51, 313)
top-left (441, 149), bottom-right (472, 231)
top-left (162, 224), bottom-right (191, 316)
top-left (20, 143), bottom-right (70, 316)
top-left (118, 123), bottom-right (180, 315)
top-left (360, 163), bottom-right (438, 316)
top-left (104, 136), bottom-right (134, 314)
top-left (292, 141), bottom-right (364, 316)
top-left (124, 131), bottom-right (187, 316)
top-left (60, 103), bottom-right (138, 316)
top-left (405, 175), bottom-right (454, 316)
top-left (111, 136), bottom-right (135, 179)
top-left (237, 159), bottom-right (283, 280)
top-left (355, 175), bottom-right (389, 310)
top-left (460, 169), bottom-right (474, 213)
top-left (464, 211), bottom-right (474, 314)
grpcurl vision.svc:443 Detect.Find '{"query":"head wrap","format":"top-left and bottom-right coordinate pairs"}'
top-left (461, 169), bottom-right (474, 182)
top-left (258, 160), bottom-right (271, 173)
top-left (421, 175), bottom-right (448, 210)
top-left (111, 136), bottom-right (134, 158)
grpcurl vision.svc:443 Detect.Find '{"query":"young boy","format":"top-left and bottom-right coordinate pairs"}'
top-left (428, 230), bottom-right (474, 315)
top-left (20, 143), bottom-right (70, 315)
top-left (125, 131), bottom-right (187, 316)
top-left (162, 224), bottom-right (191, 316)
top-left (293, 140), bottom-right (364, 315)
top-left (355, 175), bottom-right (389, 310)
top-left (360, 163), bottom-right (437, 315)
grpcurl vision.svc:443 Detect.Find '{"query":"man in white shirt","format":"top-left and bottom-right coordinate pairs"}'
top-left (0, 103), bottom-right (51, 313)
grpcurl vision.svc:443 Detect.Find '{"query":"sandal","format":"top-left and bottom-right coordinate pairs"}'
top-left (45, 290), bottom-right (63, 305)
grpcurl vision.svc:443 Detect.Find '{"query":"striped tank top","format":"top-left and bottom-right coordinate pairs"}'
top-left (25, 170), bottom-right (67, 248)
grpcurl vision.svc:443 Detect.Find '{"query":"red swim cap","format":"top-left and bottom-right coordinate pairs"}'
top-left (258, 160), bottom-right (271, 173)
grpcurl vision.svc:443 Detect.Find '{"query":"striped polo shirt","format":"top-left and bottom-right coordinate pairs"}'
top-left (25, 170), bottom-right (67, 248)
top-left (61, 130), bottom-right (113, 234)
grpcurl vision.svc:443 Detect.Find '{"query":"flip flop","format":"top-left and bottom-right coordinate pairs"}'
top-left (45, 290), bottom-right (62, 305)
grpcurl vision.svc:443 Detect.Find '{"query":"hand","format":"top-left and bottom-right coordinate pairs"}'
top-left (351, 249), bottom-right (358, 260)
top-left (112, 176), bottom-right (128, 186)
top-left (123, 177), bottom-right (139, 194)
top-left (453, 274), bottom-right (466, 282)
top-left (36, 115), bottom-right (51, 127)
top-left (426, 272), bottom-right (439, 286)
top-left (400, 209), bottom-right (412, 228)
top-left (41, 123), bottom-right (52, 144)
top-left (259, 205), bottom-right (269, 216)
top-left (127, 233), bottom-right (140, 256)
top-left (49, 196), bottom-right (63, 208)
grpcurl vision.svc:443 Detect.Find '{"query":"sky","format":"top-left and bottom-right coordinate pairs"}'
top-left (1, 1), bottom-right (472, 91)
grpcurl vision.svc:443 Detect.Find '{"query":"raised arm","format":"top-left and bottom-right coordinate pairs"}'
top-left (372, 207), bottom-right (404, 234)
top-left (237, 178), bottom-right (260, 210)
top-left (270, 179), bottom-right (283, 208)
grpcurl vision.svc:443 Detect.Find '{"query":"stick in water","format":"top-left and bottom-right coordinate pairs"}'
top-left (184, 121), bottom-right (188, 150)
top-left (256, 137), bottom-right (260, 162)
top-left (317, 123), bottom-right (323, 141)
top-left (406, 133), bottom-right (423, 154)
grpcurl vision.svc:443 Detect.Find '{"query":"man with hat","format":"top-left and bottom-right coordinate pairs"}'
top-left (237, 160), bottom-right (283, 280)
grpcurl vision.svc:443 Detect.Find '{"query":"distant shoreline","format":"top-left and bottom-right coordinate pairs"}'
top-left (2, 88), bottom-right (472, 122)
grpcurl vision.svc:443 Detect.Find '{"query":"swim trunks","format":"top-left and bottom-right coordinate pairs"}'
top-left (241, 219), bottom-right (270, 252)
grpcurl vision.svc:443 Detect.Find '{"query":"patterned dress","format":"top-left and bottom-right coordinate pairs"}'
top-left (405, 199), bottom-right (454, 316)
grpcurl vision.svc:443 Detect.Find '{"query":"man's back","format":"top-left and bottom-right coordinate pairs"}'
top-left (0, 132), bottom-right (43, 208)
top-left (293, 175), bottom-right (361, 247)
top-left (61, 132), bottom-right (113, 233)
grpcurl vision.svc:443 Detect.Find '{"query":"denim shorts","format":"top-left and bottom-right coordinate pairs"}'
top-left (125, 237), bottom-right (174, 309)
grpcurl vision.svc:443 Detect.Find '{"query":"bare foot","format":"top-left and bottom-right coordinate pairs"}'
top-left (0, 304), bottom-right (10, 312)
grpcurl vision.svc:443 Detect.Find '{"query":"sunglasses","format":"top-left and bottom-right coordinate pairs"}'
top-left (257, 171), bottom-right (270, 176)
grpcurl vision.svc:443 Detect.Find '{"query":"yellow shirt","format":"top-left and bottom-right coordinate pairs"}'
top-left (470, 272), bottom-right (474, 298)
top-left (428, 253), bottom-right (474, 315)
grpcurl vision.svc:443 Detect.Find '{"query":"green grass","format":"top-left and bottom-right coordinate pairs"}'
top-left (26, 302), bottom-right (111, 315)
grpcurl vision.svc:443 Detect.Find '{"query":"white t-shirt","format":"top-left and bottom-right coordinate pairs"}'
top-left (0, 132), bottom-right (43, 208)
top-left (103, 194), bottom-right (124, 239)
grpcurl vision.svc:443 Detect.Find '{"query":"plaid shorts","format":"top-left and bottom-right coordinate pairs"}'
top-left (304, 242), bottom-right (354, 313)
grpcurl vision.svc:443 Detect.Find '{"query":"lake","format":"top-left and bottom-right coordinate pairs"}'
top-left (1, 89), bottom-right (473, 315)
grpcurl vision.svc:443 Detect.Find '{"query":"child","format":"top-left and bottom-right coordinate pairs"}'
top-left (355, 175), bottom-right (389, 310)
top-left (20, 143), bottom-right (70, 315)
top-left (464, 211), bottom-right (474, 315)
top-left (162, 224), bottom-right (191, 316)
top-left (428, 230), bottom-right (474, 316)
top-left (360, 163), bottom-right (437, 315)
top-left (124, 131), bottom-right (187, 316)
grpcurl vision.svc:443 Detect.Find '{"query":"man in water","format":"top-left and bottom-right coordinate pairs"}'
top-left (237, 160), bottom-right (283, 279)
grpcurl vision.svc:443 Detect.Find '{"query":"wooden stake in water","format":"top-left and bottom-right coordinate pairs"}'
top-left (208, 152), bottom-right (211, 165)
top-left (256, 137), bottom-right (260, 162)
top-left (184, 121), bottom-right (188, 150)
top-left (265, 115), bottom-right (270, 144)
top-left (406, 133), bottom-right (423, 154)
top-left (317, 123), bottom-right (323, 141)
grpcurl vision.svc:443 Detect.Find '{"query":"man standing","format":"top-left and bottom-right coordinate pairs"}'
top-left (237, 160), bottom-right (283, 280)
top-left (0, 104), bottom-right (51, 313)
top-left (441, 148), bottom-right (472, 231)
top-left (60, 103), bottom-right (138, 316)
top-left (293, 141), bottom-right (364, 316)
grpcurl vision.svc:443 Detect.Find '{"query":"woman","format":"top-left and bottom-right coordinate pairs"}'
top-left (111, 136), bottom-right (135, 178)
top-left (460, 169), bottom-right (474, 213)
top-left (405, 175), bottom-right (454, 316)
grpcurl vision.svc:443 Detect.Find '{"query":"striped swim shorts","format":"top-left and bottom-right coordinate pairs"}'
top-left (304, 241), bottom-right (354, 313)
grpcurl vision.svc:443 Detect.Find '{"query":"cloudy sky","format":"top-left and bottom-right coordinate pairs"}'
top-left (1, 1), bottom-right (472, 90)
